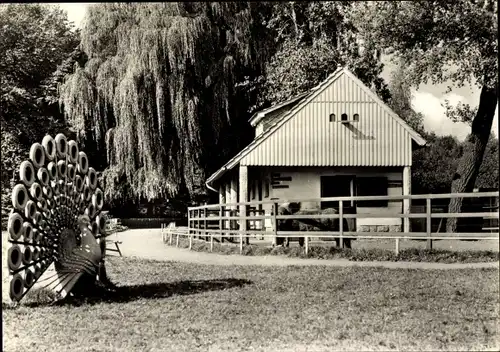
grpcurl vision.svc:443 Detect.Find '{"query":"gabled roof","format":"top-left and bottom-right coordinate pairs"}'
top-left (206, 67), bottom-right (427, 190)
top-left (248, 92), bottom-right (311, 127)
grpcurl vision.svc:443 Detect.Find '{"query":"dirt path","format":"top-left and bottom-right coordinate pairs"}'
top-left (111, 229), bottom-right (499, 270)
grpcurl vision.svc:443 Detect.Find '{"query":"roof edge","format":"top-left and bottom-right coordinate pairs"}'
top-left (206, 67), bottom-right (345, 189)
top-left (248, 92), bottom-right (310, 127)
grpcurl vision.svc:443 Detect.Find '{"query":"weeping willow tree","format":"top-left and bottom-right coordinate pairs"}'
top-left (59, 3), bottom-right (271, 204)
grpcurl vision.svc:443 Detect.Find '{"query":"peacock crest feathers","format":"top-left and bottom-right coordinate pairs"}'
top-left (6, 133), bottom-right (108, 302)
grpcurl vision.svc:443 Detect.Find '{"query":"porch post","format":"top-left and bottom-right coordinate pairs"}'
top-left (219, 184), bottom-right (226, 243)
top-left (225, 182), bottom-right (231, 235)
top-left (219, 184), bottom-right (226, 204)
top-left (230, 176), bottom-right (238, 241)
top-left (403, 166), bottom-right (411, 234)
top-left (239, 165), bottom-right (249, 250)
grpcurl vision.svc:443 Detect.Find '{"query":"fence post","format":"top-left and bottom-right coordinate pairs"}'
top-left (204, 208), bottom-right (208, 241)
top-left (272, 202), bottom-right (278, 247)
top-left (339, 200), bottom-right (344, 248)
top-left (192, 209), bottom-right (195, 239)
top-left (426, 198), bottom-right (432, 250)
top-left (198, 209), bottom-right (201, 239)
top-left (189, 208), bottom-right (194, 250)
top-left (239, 204), bottom-right (245, 255)
top-left (305, 235), bottom-right (309, 256)
top-left (210, 230), bottom-right (214, 252)
top-left (395, 203), bottom-right (401, 255)
top-left (219, 205), bottom-right (223, 243)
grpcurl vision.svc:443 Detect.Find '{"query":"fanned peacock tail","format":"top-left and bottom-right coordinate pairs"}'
top-left (6, 133), bottom-right (108, 302)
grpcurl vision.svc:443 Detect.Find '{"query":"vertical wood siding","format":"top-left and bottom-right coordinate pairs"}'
top-left (241, 72), bottom-right (413, 167)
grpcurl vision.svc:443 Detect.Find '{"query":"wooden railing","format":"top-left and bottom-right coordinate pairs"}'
top-left (176, 191), bottom-right (499, 255)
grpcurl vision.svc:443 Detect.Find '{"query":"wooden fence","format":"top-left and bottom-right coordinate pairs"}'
top-left (162, 191), bottom-right (499, 255)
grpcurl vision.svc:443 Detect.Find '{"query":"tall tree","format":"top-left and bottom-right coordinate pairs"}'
top-left (59, 3), bottom-right (272, 205)
top-left (348, 0), bottom-right (498, 232)
top-left (0, 4), bottom-right (80, 227)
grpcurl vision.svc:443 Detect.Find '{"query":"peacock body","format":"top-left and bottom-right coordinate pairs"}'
top-left (6, 133), bottom-right (108, 302)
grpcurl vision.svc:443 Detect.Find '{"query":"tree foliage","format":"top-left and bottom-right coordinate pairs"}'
top-left (348, 0), bottom-right (497, 90)
top-left (387, 61), bottom-right (425, 135)
top-left (0, 4), bottom-right (80, 124)
top-left (412, 134), bottom-right (464, 195)
top-left (59, 3), bottom-right (272, 204)
top-left (1, 4), bottom-right (80, 227)
top-left (476, 133), bottom-right (499, 189)
top-left (250, 1), bottom-right (391, 111)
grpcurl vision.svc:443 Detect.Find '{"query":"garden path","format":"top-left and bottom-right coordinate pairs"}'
top-left (112, 229), bottom-right (499, 270)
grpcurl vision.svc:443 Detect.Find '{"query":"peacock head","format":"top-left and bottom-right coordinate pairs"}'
top-left (77, 214), bottom-right (91, 230)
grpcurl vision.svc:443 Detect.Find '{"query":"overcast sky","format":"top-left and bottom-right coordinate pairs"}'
top-left (57, 3), bottom-right (498, 141)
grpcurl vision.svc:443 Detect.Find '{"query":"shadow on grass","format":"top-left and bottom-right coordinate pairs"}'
top-left (19, 278), bottom-right (252, 308)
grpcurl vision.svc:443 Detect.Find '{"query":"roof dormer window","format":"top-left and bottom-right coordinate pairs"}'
top-left (341, 113), bottom-right (348, 121)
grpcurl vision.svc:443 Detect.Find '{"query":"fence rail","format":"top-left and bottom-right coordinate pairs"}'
top-left (162, 191), bottom-right (499, 255)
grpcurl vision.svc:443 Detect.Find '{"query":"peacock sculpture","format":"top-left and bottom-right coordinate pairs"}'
top-left (6, 133), bottom-right (109, 303)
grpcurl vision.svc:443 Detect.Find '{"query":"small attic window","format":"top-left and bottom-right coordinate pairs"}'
top-left (329, 113), bottom-right (336, 122)
top-left (341, 113), bottom-right (348, 121)
top-left (353, 113), bottom-right (359, 121)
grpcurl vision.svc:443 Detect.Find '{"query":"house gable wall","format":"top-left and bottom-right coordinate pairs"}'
top-left (241, 72), bottom-right (413, 167)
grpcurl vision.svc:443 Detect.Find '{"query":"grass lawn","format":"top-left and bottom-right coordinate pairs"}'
top-left (3, 256), bottom-right (499, 352)
top-left (173, 236), bottom-right (500, 263)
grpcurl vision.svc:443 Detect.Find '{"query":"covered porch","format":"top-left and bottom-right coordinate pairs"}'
top-left (208, 164), bottom-right (413, 235)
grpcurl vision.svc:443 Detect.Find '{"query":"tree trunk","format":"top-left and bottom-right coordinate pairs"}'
top-left (289, 2), bottom-right (299, 43)
top-left (446, 85), bottom-right (498, 232)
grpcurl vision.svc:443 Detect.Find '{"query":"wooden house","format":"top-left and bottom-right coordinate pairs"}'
top-left (205, 67), bottom-right (426, 233)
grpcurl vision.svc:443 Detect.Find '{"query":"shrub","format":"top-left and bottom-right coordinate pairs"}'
top-left (120, 218), bottom-right (185, 229)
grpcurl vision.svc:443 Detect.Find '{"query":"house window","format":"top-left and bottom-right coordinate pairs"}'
top-left (329, 113), bottom-right (336, 122)
top-left (353, 113), bottom-right (359, 121)
top-left (320, 175), bottom-right (355, 210)
top-left (357, 177), bottom-right (388, 207)
top-left (341, 113), bottom-right (348, 121)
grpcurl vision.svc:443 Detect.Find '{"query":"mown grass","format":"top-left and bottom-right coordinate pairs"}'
top-left (3, 256), bottom-right (499, 352)
top-left (173, 237), bottom-right (500, 263)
